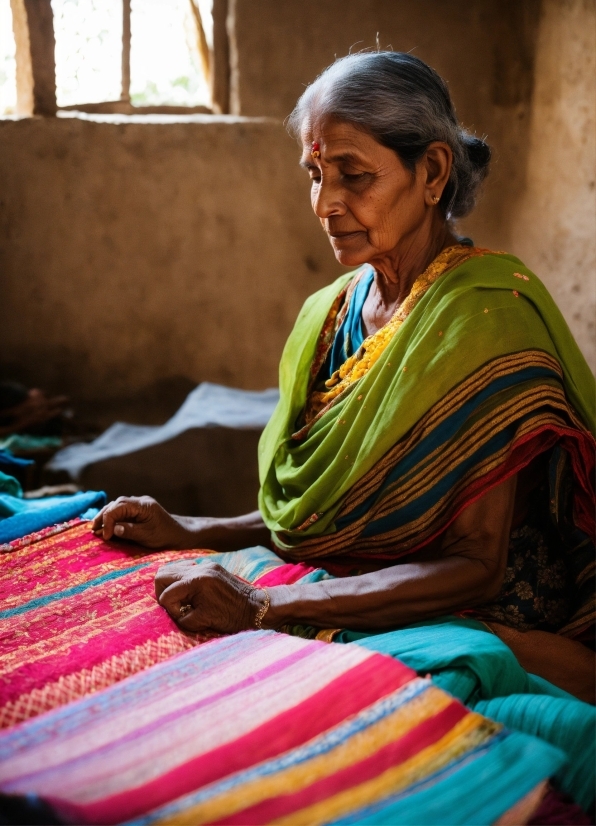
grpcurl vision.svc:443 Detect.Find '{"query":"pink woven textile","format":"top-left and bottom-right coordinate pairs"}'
top-left (0, 519), bottom-right (210, 728)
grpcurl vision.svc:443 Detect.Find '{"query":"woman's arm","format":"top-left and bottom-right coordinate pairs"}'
top-left (264, 474), bottom-right (517, 629)
top-left (91, 496), bottom-right (269, 550)
top-left (156, 475), bottom-right (517, 633)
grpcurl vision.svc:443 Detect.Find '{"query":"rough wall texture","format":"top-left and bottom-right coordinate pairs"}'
top-left (0, 115), bottom-right (342, 400)
top-left (229, 0), bottom-right (595, 371)
top-left (0, 0), bottom-right (594, 413)
top-left (229, 0), bottom-right (543, 253)
top-left (509, 0), bottom-right (596, 370)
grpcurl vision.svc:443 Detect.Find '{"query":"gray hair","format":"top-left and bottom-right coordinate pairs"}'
top-left (287, 52), bottom-right (491, 220)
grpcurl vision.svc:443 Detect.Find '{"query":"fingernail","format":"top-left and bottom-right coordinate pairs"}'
top-left (114, 525), bottom-right (124, 536)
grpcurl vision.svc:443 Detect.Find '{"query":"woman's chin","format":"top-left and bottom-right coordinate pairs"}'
top-left (330, 236), bottom-right (371, 268)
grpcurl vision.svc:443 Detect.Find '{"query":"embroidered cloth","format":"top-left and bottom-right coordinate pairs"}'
top-left (0, 630), bottom-right (566, 826)
top-left (0, 520), bottom-right (210, 728)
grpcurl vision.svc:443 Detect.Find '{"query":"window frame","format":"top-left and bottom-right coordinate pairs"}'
top-left (8, 0), bottom-right (230, 118)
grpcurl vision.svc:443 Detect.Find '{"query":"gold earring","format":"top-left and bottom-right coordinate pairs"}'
top-left (432, 194), bottom-right (440, 204)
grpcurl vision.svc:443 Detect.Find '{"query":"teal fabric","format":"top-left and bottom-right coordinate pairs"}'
top-left (335, 617), bottom-right (595, 810)
top-left (0, 469), bottom-right (22, 498)
top-left (472, 694), bottom-right (594, 809)
top-left (331, 731), bottom-right (564, 826)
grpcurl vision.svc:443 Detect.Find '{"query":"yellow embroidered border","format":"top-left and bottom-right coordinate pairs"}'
top-left (304, 245), bottom-right (487, 424)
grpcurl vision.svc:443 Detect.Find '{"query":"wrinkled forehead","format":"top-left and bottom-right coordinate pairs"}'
top-left (299, 115), bottom-right (374, 161)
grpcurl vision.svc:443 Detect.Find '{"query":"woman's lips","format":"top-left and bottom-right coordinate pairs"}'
top-left (328, 230), bottom-right (365, 241)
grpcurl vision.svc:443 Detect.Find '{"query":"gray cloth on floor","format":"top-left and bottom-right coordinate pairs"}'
top-left (48, 383), bottom-right (279, 481)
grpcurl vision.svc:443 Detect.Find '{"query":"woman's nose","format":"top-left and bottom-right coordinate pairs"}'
top-left (312, 179), bottom-right (345, 220)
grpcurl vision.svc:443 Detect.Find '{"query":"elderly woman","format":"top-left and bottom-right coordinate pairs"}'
top-left (93, 53), bottom-right (595, 704)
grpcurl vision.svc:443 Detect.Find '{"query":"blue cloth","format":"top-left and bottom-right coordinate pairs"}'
top-left (335, 616), bottom-right (595, 811)
top-left (325, 267), bottom-right (374, 379)
top-left (0, 449), bottom-right (34, 474)
top-left (0, 490), bottom-right (107, 543)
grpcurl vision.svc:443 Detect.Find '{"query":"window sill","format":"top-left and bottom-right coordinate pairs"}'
top-left (55, 110), bottom-right (277, 125)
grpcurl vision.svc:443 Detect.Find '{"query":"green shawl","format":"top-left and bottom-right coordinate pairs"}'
top-left (258, 251), bottom-right (595, 543)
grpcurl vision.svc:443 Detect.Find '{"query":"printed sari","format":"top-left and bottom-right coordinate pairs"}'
top-left (258, 246), bottom-right (596, 640)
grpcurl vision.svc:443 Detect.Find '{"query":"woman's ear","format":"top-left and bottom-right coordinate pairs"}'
top-left (422, 141), bottom-right (452, 203)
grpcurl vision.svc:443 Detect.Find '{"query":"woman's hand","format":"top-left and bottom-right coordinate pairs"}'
top-left (91, 499), bottom-right (270, 552)
top-left (91, 496), bottom-right (193, 549)
top-left (154, 560), bottom-right (267, 634)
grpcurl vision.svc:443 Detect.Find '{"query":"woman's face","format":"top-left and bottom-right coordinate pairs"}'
top-left (300, 117), bottom-right (448, 269)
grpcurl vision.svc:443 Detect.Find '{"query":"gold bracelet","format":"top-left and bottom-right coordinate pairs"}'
top-left (253, 588), bottom-right (271, 629)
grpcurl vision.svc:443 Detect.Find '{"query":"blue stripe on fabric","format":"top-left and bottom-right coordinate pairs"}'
top-left (360, 422), bottom-right (518, 538)
top-left (195, 547), bottom-right (283, 582)
top-left (123, 678), bottom-right (432, 826)
top-left (0, 563), bottom-right (149, 620)
top-left (336, 365), bottom-right (559, 531)
top-left (330, 730), bottom-right (565, 826)
top-left (326, 268), bottom-right (374, 380)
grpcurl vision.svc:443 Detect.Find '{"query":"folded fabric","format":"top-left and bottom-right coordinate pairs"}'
top-left (334, 621), bottom-right (595, 812)
top-left (0, 489), bottom-right (107, 543)
top-left (0, 450), bottom-right (34, 475)
top-left (1, 531), bottom-right (591, 823)
top-left (0, 434), bottom-right (61, 452)
top-left (48, 383), bottom-right (280, 480)
top-left (198, 549), bottom-right (596, 812)
top-left (0, 520), bottom-right (213, 728)
top-left (0, 630), bottom-right (565, 826)
top-left (0, 470), bottom-right (21, 499)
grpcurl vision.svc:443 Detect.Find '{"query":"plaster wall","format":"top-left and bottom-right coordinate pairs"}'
top-left (0, 0), bottom-right (594, 413)
top-left (509, 0), bottom-right (596, 370)
top-left (0, 115), bottom-right (343, 401)
top-left (230, 0), bottom-right (596, 370)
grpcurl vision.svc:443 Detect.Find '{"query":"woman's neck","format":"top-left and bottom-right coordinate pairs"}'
top-left (363, 220), bottom-right (459, 336)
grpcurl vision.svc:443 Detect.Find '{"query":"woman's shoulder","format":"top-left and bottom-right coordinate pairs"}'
top-left (438, 247), bottom-right (555, 305)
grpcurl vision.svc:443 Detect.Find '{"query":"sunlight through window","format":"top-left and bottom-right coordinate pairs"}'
top-left (130, 0), bottom-right (210, 107)
top-left (0, 0), bottom-right (17, 116)
top-left (52, 0), bottom-right (123, 107)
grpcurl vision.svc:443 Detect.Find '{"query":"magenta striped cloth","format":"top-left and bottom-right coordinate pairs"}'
top-left (0, 630), bottom-right (564, 825)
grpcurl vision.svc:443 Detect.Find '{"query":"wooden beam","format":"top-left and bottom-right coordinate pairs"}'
top-left (211, 0), bottom-right (230, 114)
top-left (10, 0), bottom-right (56, 116)
top-left (121, 0), bottom-right (131, 102)
top-left (60, 101), bottom-right (212, 116)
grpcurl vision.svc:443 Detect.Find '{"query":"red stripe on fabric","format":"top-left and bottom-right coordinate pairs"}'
top-left (255, 563), bottom-right (319, 586)
top-left (62, 653), bottom-right (415, 825)
top-left (212, 699), bottom-right (468, 825)
top-left (375, 423), bottom-right (594, 562)
top-left (452, 426), bottom-right (595, 540)
top-left (299, 424), bottom-right (595, 577)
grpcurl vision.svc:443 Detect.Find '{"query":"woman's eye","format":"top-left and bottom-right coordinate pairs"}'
top-left (342, 172), bottom-right (368, 183)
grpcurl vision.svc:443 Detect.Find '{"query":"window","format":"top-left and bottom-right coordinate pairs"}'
top-left (0, 0), bottom-right (17, 115)
top-left (130, 0), bottom-right (212, 108)
top-left (52, 0), bottom-right (123, 108)
top-left (1, 0), bottom-right (218, 117)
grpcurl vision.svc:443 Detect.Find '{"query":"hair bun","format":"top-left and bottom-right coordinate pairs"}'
top-left (463, 134), bottom-right (491, 171)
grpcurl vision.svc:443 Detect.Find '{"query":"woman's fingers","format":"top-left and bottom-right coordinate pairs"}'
top-left (158, 579), bottom-right (196, 621)
top-left (92, 497), bottom-right (143, 540)
top-left (90, 496), bottom-right (184, 549)
top-left (154, 562), bottom-right (257, 635)
top-left (91, 508), bottom-right (106, 533)
top-left (154, 561), bottom-right (198, 599)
